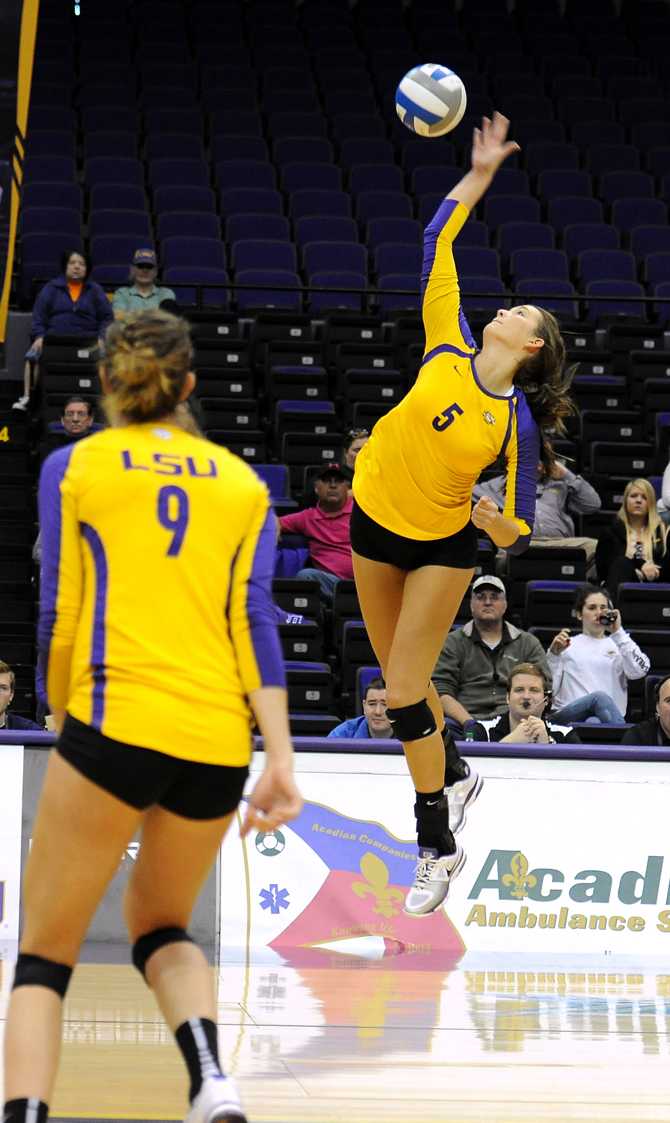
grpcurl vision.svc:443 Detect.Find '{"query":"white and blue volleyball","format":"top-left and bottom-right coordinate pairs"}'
top-left (395, 64), bottom-right (467, 137)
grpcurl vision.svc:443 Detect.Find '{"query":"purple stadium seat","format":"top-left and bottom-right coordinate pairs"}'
top-left (23, 156), bottom-right (76, 183)
top-left (81, 106), bottom-right (137, 134)
top-left (515, 121), bottom-right (567, 146)
top-left (646, 147), bottom-right (670, 177)
top-left (355, 192), bottom-right (411, 225)
top-left (144, 108), bottom-right (203, 135)
top-left (585, 280), bottom-right (646, 321)
top-left (643, 253), bottom-right (670, 285)
top-left (290, 189), bottom-right (351, 220)
top-left (309, 271), bottom-right (367, 312)
top-left (366, 217), bottom-right (421, 249)
top-left (454, 247), bottom-right (501, 278)
top-left (374, 243), bottom-right (422, 277)
top-left (25, 131), bottom-right (75, 159)
top-left (162, 237), bottom-right (226, 269)
top-left (486, 168), bottom-right (531, 196)
top-left (232, 240), bottom-right (297, 273)
top-left (630, 225), bottom-right (670, 260)
top-left (631, 123), bottom-right (670, 150)
top-left (618, 98), bottom-right (669, 125)
top-left (88, 184), bottom-right (146, 213)
top-left (550, 76), bottom-right (602, 100)
top-left (653, 282), bottom-right (670, 324)
top-left (89, 210), bottom-right (152, 240)
top-left (83, 131), bottom-right (138, 160)
top-left (145, 134), bottom-right (205, 162)
top-left (77, 84), bottom-right (134, 109)
top-left (331, 113), bottom-right (386, 140)
top-left (458, 220), bottom-right (490, 246)
top-left (163, 267), bottom-right (231, 307)
top-left (410, 166), bottom-right (461, 197)
top-left (154, 186), bottom-right (216, 215)
top-left (221, 188), bottom-right (283, 216)
top-left (21, 207), bottom-right (80, 238)
top-left (558, 97), bottom-right (615, 123)
top-left (273, 137), bottom-right (334, 165)
top-left (524, 142), bottom-right (579, 174)
top-left (156, 212), bottom-right (221, 241)
top-left (516, 279), bottom-right (579, 318)
top-left (571, 121), bottom-right (625, 147)
top-left (548, 196), bottom-right (604, 230)
top-left (208, 109), bottom-right (263, 137)
top-left (350, 164), bottom-right (404, 194)
top-left (215, 160), bottom-right (277, 191)
top-left (235, 269), bottom-right (302, 310)
top-left (226, 213), bottom-right (291, 243)
top-left (295, 216), bottom-right (359, 246)
top-left (501, 94), bottom-right (554, 122)
top-left (483, 195), bottom-right (541, 228)
top-left (510, 248), bottom-right (570, 282)
top-left (85, 157), bottom-right (143, 187)
top-left (611, 198), bottom-right (668, 232)
top-left (460, 276), bottom-right (508, 312)
top-left (149, 158), bottom-right (210, 189)
top-left (578, 249), bottom-right (636, 283)
top-left (563, 223), bottom-right (620, 259)
top-left (22, 182), bottom-right (82, 211)
top-left (322, 90), bottom-right (378, 116)
top-left (91, 234), bottom-right (150, 265)
top-left (401, 140), bottom-right (458, 174)
top-left (537, 171), bottom-right (593, 199)
top-left (28, 106), bottom-right (76, 132)
top-left (90, 265), bottom-right (132, 287)
top-left (497, 222), bottom-right (555, 260)
top-left (599, 171), bottom-right (654, 203)
top-left (210, 136), bottom-right (269, 166)
top-left (377, 273), bottom-right (420, 312)
top-left (281, 163), bottom-right (342, 192)
top-left (587, 144), bottom-right (641, 174)
top-left (303, 242), bottom-right (367, 277)
top-left (340, 139), bottom-right (395, 168)
top-left (268, 112), bottom-right (327, 137)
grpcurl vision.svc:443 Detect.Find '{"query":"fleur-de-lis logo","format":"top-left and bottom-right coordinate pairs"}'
top-left (501, 852), bottom-right (537, 900)
top-left (483, 410), bottom-right (496, 425)
top-left (352, 852), bottom-right (405, 917)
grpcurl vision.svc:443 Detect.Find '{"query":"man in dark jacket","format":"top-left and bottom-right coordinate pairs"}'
top-left (0, 661), bottom-right (42, 731)
top-left (622, 675), bottom-right (670, 746)
top-left (14, 249), bottom-right (113, 410)
top-left (469, 662), bottom-right (581, 744)
top-left (433, 576), bottom-right (551, 731)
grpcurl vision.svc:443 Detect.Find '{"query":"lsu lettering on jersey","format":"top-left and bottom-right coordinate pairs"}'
top-left (353, 198), bottom-right (539, 546)
top-left (38, 423), bottom-right (285, 765)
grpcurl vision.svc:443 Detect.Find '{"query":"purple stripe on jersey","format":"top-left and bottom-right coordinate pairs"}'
top-left (80, 522), bottom-right (109, 729)
top-left (246, 507), bottom-right (286, 688)
top-left (507, 393), bottom-right (540, 556)
top-left (499, 399), bottom-right (515, 461)
top-left (420, 196), bottom-right (459, 300)
top-left (458, 305), bottom-right (477, 351)
top-left (37, 444), bottom-right (78, 675)
top-left (422, 341), bottom-right (474, 366)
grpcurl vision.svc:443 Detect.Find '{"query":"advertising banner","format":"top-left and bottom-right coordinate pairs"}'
top-left (219, 752), bottom-right (670, 960)
top-left (0, 744), bottom-right (24, 944)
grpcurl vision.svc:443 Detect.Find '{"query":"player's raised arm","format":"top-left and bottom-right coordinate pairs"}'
top-left (421, 113), bottom-right (520, 355)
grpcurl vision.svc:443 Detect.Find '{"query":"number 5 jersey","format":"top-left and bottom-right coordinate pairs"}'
top-left (38, 425), bottom-right (285, 764)
top-left (353, 198), bottom-right (539, 545)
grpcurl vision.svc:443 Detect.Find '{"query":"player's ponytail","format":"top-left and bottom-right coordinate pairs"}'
top-left (514, 307), bottom-right (577, 473)
top-left (101, 310), bottom-right (193, 424)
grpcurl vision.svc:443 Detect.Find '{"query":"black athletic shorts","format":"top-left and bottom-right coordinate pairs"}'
top-left (57, 715), bottom-right (249, 820)
top-left (350, 500), bottom-right (478, 571)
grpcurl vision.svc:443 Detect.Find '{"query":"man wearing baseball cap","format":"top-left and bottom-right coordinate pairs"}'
top-left (432, 574), bottom-right (551, 733)
top-left (278, 463), bottom-right (353, 601)
top-left (111, 248), bottom-right (176, 317)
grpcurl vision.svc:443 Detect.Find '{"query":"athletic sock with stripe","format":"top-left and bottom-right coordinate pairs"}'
top-left (3, 1099), bottom-right (49, 1123)
top-left (174, 1017), bottom-right (224, 1103)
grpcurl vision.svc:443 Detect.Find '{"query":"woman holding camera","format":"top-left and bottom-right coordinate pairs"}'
top-left (547, 584), bottom-right (650, 725)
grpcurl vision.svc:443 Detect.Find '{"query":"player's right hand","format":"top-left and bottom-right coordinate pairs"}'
top-left (240, 764), bottom-right (303, 838)
top-left (549, 629), bottom-right (571, 655)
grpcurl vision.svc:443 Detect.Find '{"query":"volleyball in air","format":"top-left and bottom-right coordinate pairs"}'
top-left (395, 63), bottom-right (467, 137)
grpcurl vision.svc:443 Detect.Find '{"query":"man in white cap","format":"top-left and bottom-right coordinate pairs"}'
top-left (432, 575), bottom-right (551, 733)
top-left (112, 248), bottom-right (176, 317)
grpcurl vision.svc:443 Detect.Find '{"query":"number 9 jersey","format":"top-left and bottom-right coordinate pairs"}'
top-left (353, 198), bottom-right (540, 546)
top-left (38, 424), bottom-right (286, 766)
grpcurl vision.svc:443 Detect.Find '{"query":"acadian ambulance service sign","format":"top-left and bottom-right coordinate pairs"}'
top-left (219, 753), bottom-right (670, 960)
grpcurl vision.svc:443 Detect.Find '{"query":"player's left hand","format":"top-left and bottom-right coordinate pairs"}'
top-left (472, 496), bottom-right (500, 530)
top-left (240, 764), bottom-right (303, 838)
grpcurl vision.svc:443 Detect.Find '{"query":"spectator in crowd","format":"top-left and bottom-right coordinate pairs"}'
top-left (547, 584), bottom-right (650, 724)
top-left (622, 675), bottom-right (670, 746)
top-left (595, 478), bottom-right (670, 596)
top-left (59, 395), bottom-right (96, 438)
top-left (660, 460), bottom-right (670, 525)
top-left (111, 248), bottom-right (176, 317)
top-left (278, 463), bottom-right (353, 601)
top-left (0, 661), bottom-right (42, 731)
top-left (342, 427), bottom-right (370, 486)
top-left (469, 661), bottom-right (581, 744)
top-left (433, 575), bottom-right (551, 732)
top-left (13, 249), bottom-right (113, 411)
top-left (474, 458), bottom-right (601, 569)
top-left (328, 676), bottom-right (392, 739)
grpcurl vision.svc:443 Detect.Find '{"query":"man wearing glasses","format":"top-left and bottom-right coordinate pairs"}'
top-left (432, 575), bottom-right (550, 735)
top-left (112, 249), bottom-right (176, 317)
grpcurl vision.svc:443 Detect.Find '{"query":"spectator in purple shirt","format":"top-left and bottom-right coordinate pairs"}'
top-left (278, 463), bottom-right (354, 601)
top-left (0, 661), bottom-right (42, 731)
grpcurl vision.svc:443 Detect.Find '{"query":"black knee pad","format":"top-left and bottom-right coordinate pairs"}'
top-left (13, 952), bottom-right (73, 998)
top-left (387, 698), bottom-right (437, 742)
top-left (132, 926), bottom-right (194, 978)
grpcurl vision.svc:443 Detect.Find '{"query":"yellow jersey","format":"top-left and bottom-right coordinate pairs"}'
top-left (353, 198), bottom-right (539, 545)
top-left (38, 423), bottom-right (285, 765)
